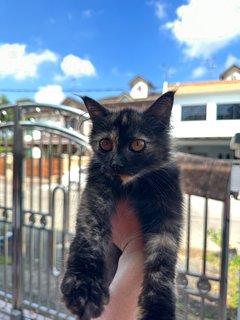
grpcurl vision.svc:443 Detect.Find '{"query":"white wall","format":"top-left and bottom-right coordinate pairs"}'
top-left (225, 72), bottom-right (240, 80)
top-left (171, 91), bottom-right (240, 139)
top-left (130, 81), bottom-right (149, 99)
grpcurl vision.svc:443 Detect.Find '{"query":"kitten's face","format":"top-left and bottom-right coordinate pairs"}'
top-left (83, 92), bottom-right (175, 183)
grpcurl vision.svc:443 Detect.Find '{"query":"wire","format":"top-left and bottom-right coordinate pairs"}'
top-left (0, 87), bottom-right (128, 93)
top-left (0, 86), bottom-right (163, 94)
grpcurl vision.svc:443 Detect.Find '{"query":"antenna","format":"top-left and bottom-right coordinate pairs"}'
top-left (205, 56), bottom-right (217, 79)
top-left (160, 64), bottom-right (173, 82)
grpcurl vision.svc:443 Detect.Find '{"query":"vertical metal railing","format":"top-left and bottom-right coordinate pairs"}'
top-left (176, 153), bottom-right (234, 320)
top-left (11, 105), bottom-right (24, 319)
top-left (219, 179), bottom-right (231, 320)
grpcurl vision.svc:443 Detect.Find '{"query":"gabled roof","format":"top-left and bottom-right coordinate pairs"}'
top-left (98, 93), bottom-right (134, 104)
top-left (220, 64), bottom-right (240, 80)
top-left (128, 76), bottom-right (155, 89)
top-left (99, 99), bottom-right (156, 112)
top-left (98, 92), bottom-right (160, 104)
top-left (62, 97), bottom-right (86, 111)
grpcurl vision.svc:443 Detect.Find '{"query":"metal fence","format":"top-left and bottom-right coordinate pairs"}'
top-left (0, 103), bottom-right (238, 319)
top-left (176, 153), bottom-right (236, 320)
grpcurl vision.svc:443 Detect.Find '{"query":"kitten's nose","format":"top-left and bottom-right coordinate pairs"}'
top-left (110, 159), bottom-right (124, 173)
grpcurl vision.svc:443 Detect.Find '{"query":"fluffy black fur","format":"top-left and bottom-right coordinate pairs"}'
top-left (61, 92), bottom-right (183, 320)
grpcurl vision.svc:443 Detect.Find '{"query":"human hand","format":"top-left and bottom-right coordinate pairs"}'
top-left (96, 200), bottom-right (144, 320)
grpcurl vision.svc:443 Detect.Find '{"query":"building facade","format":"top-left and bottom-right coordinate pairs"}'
top-left (170, 78), bottom-right (240, 159)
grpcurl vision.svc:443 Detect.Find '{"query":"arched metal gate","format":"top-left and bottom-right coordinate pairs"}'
top-left (0, 102), bottom-right (90, 319)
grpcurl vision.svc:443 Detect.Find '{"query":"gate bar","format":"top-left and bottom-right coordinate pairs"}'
top-left (219, 178), bottom-right (231, 320)
top-left (11, 105), bottom-right (24, 319)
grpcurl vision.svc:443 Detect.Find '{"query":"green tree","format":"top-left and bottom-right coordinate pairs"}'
top-left (0, 94), bottom-right (10, 106)
top-left (0, 94), bottom-right (13, 121)
top-left (15, 98), bottom-right (34, 104)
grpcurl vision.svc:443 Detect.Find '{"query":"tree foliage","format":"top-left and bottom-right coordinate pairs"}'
top-left (0, 94), bottom-right (13, 121)
top-left (16, 98), bottom-right (34, 104)
top-left (0, 94), bottom-right (10, 106)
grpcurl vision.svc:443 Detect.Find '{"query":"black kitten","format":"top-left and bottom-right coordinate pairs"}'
top-left (61, 92), bottom-right (183, 320)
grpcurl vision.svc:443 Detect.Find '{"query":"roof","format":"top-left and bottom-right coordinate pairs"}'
top-left (168, 79), bottom-right (240, 95)
top-left (101, 99), bottom-right (155, 112)
top-left (62, 97), bottom-right (86, 111)
top-left (220, 64), bottom-right (240, 80)
top-left (128, 76), bottom-right (155, 89)
top-left (98, 92), bottom-right (160, 104)
top-left (98, 93), bottom-right (134, 104)
top-left (61, 94), bottom-right (160, 113)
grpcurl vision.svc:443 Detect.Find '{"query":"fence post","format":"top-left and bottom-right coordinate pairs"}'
top-left (11, 105), bottom-right (24, 320)
top-left (219, 178), bottom-right (231, 320)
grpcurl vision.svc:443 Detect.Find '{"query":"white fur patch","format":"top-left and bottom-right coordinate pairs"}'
top-left (119, 174), bottom-right (138, 184)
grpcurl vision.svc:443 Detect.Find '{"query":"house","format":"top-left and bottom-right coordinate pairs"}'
top-left (21, 101), bottom-right (90, 178)
top-left (62, 65), bottom-right (240, 159)
top-left (220, 65), bottom-right (240, 81)
top-left (169, 77), bottom-right (240, 159)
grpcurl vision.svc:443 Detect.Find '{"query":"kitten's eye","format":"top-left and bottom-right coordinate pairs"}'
top-left (99, 138), bottom-right (113, 152)
top-left (129, 139), bottom-right (146, 152)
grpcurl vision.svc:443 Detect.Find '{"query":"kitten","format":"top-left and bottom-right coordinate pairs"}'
top-left (61, 91), bottom-right (183, 320)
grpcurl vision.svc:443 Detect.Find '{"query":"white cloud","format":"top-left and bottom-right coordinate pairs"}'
top-left (224, 54), bottom-right (240, 69)
top-left (192, 66), bottom-right (207, 78)
top-left (111, 67), bottom-right (133, 78)
top-left (82, 9), bottom-right (93, 18)
top-left (166, 0), bottom-right (240, 58)
top-left (53, 74), bottom-right (66, 83)
top-left (61, 54), bottom-right (96, 78)
top-left (81, 9), bottom-right (104, 18)
top-left (35, 85), bottom-right (65, 104)
top-left (160, 65), bottom-right (176, 80)
top-left (147, 1), bottom-right (166, 19)
top-left (155, 2), bottom-right (166, 19)
top-left (0, 43), bottom-right (58, 80)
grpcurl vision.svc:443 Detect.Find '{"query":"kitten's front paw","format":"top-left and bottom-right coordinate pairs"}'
top-left (61, 272), bottom-right (109, 320)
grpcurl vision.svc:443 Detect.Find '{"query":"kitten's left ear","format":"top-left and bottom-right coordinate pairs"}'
top-left (144, 91), bottom-right (175, 123)
top-left (81, 96), bottom-right (109, 122)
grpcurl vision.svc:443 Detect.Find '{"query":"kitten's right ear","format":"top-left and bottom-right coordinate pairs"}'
top-left (81, 96), bottom-right (109, 122)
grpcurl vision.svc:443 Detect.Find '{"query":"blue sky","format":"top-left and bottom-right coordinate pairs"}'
top-left (0, 0), bottom-right (240, 104)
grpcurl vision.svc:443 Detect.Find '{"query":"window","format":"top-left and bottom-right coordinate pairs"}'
top-left (217, 103), bottom-right (240, 120)
top-left (70, 118), bottom-right (78, 129)
top-left (181, 105), bottom-right (206, 121)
